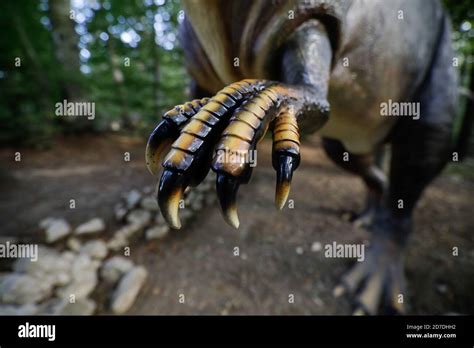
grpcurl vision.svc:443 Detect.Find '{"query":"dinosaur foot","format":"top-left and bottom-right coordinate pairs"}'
top-left (146, 79), bottom-right (328, 229)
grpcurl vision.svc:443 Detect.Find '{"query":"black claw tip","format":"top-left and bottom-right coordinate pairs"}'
top-left (146, 119), bottom-right (177, 175)
top-left (216, 173), bottom-right (240, 229)
top-left (158, 169), bottom-right (185, 229)
top-left (275, 154), bottom-right (296, 210)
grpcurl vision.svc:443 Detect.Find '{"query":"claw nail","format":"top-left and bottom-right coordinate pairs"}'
top-left (216, 173), bottom-right (240, 229)
top-left (275, 155), bottom-right (296, 210)
top-left (158, 169), bottom-right (185, 229)
top-left (146, 119), bottom-right (177, 175)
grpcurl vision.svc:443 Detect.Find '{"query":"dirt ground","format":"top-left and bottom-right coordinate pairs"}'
top-left (1, 134), bottom-right (473, 315)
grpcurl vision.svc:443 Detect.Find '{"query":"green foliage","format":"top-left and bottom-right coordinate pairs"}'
top-left (444, 0), bottom-right (474, 152)
top-left (0, 0), bottom-right (188, 146)
top-left (0, 0), bottom-right (473, 147)
top-left (0, 1), bottom-right (63, 146)
top-left (84, 0), bottom-right (189, 133)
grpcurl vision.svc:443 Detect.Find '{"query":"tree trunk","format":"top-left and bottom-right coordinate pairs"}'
top-left (148, 4), bottom-right (160, 117)
top-left (49, 0), bottom-right (83, 102)
top-left (10, 12), bottom-right (51, 114)
top-left (150, 37), bottom-right (160, 117)
top-left (107, 38), bottom-right (131, 128)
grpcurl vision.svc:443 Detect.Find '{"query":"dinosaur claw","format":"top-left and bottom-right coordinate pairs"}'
top-left (272, 109), bottom-right (300, 210)
top-left (146, 119), bottom-right (177, 175)
top-left (275, 154), bottom-right (296, 210)
top-left (148, 80), bottom-right (309, 228)
top-left (216, 173), bottom-right (240, 229)
top-left (158, 169), bottom-right (185, 229)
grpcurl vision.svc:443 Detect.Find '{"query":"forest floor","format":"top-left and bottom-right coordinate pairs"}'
top-left (1, 133), bottom-right (473, 315)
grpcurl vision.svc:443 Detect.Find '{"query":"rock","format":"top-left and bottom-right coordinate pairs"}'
top-left (80, 240), bottom-right (108, 260)
top-left (140, 196), bottom-right (159, 211)
top-left (57, 282), bottom-right (97, 302)
top-left (0, 274), bottom-right (52, 305)
top-left (40, 298), bottom-right (96, 315)
top-left (65, 254), bottom-right (90, 271)
top-left (107, 235), bottom-right (128, 251)
top-left (75, 218), bottom-right (106, 236)
top-left (114, 203), bottom-right (128, 221)
top-left (116, 223), bottom-right (143, 239)
top-left (125, 190), bottom-right (142, 209)
top-left (142, 186), bottom-right (154, 194)
top-left (44, 219), bottom-right (71, 243)
top-left (311, 242), bottom-right (322, 252)
top-left (295, 246), bottom-right (304, 255)
top-left (0, 303), bottom-right (38, 315)
top-left (56, 254), bottom-right (99, 300)
top-left (100, 256), bottom-right (134, 284)
top-left (110, 266), bottom-right (148, 314)
top-left (66, 237), bottom-right (81, 252)
top-left (39, 217), bottom-right (56, 229)
top-left (92, 258), bottom-right (101, 267)
top-left (145, 225), bottom-right (169, 240)
top-left (62, 251), bottom-right (76, 262)
top-left (107, 223), bottom-right (143, 251)
top-left (126, 209), bottom-right (151, 228)
top-left (13, 246), bottom-right (72, 287)
top-left (60, 298), bottom-right (96, 315)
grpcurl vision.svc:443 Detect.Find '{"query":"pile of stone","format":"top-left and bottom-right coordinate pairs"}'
top-left (0, 175), bottom-right (215, 315)
top-left (0, 213), bottom-right (140, 315)
top-left (0, 244), bottom-right (99, 315)
top-left (0, 235), bottom-right (146, 315)
top-left (109, 174), bottom-right (215, 250)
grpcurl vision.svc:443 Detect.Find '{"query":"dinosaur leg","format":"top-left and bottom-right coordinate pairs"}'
top-left (335, 15), bottom-right (457, 314)
top-left (322, 137), bottom-right (386, 228)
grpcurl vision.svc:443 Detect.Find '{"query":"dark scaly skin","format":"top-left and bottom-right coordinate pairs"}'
top-left (146, 0), bottom-right (459, 315)
top-left (272, 108), bottom-right (301, 210)
top-left (148, 79), bottom-right (269, 228)
top-left (146, 97), bottom-right (210, 175)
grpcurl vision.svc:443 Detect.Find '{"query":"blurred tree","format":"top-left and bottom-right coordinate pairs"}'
top-left (49, 0), bottom-right (84, 101)
top-left (0, 0), bottom-right (471, 150)
top-left (0, 1), bottom-right (61, 146)
top-left (444, 0), bottom-right (474, 157)
top-left (0, 0), bottom-right (188, 145)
